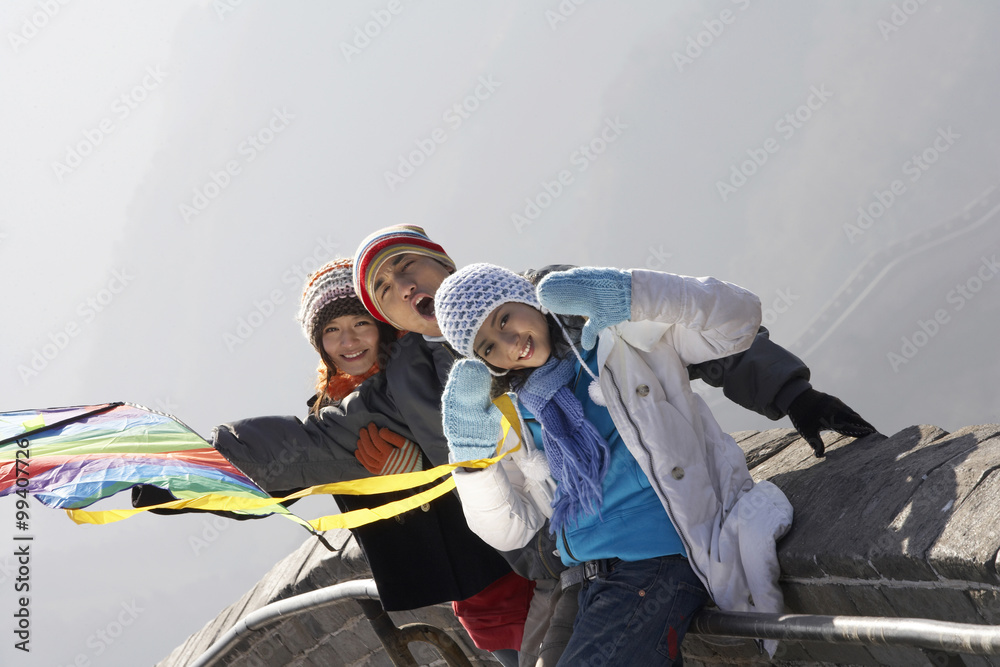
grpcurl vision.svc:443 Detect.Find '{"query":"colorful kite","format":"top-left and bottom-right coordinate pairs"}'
top-left (0, 399), bottom-right (525, 534)
top-left (0, 402), bottom-right (291, 520)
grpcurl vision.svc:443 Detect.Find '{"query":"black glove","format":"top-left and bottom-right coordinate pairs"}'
top-left (786, 389), bottom-right (878, 458)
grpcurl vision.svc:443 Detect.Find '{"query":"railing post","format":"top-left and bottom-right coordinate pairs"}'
top-left (357, 598), bottom-right (420, 667)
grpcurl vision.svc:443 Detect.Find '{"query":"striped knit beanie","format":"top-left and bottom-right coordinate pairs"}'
top-left (297, 258), bottom-right (369, 352)
top-left (435, 263), bottom-right (542, 363)
top-left (352, 225), bottom-right (456, 325)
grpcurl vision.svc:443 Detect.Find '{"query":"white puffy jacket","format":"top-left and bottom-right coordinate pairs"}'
top-left (452, 269), bottom-right (793, 616)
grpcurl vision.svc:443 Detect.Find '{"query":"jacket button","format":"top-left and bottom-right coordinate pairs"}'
top-left (420, 503), bottom-right (430, 512)
top-left (671, 466), bottom-right (685, 480)
top-left (636, 384), bottom-right (650, 397)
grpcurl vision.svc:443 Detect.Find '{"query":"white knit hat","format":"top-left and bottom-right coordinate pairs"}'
top-left (435, 263), bottom-right (542, 359)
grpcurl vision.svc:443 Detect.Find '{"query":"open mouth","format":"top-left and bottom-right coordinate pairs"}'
top-left (518, 337), bottom-right (533, 361)
top-left (413, 295), bottom-right (436, 320)
top-left (340, 349), bottom-right (369, 361)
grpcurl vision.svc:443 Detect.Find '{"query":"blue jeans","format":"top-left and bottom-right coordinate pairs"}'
top-left (555, 555), bottom-right (708, 666)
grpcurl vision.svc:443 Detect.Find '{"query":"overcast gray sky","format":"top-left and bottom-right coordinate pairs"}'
top-left (2, 1), bottom-right (999, 665)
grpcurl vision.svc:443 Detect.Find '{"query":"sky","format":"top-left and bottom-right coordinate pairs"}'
top-left (1, 1), bottom-right (999, 665)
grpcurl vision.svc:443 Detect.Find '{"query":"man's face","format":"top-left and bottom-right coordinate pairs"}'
top-left (372, 253), bottom-right (452, 335)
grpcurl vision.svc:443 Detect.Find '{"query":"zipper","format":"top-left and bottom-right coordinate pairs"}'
top-left (535, 530), bottom-right (562, 579)
top-left (560, 525), bottom-right (580, 564)
top-left (602, 364), bottom-right (713, 600)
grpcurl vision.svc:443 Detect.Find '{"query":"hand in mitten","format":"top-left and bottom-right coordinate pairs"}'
top-left (355, 423), bottom-right (424, 475)
top-left (442, 358), bottom-right (502, 462)
top-left (536, 267), bottom-right (632, 350)
top-left (787, 388), bottom-right (879, 458)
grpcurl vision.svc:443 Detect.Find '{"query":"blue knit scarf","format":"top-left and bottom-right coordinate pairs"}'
top-left (517, 355), bottom-right (610, 534)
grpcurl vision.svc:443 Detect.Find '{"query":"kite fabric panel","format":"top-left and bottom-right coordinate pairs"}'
top-left (0, 396), bottom-right (526, 533)
top-left (0, 402), bottom-right (283, 518)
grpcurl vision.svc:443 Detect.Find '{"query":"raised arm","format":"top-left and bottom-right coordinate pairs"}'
top-left (442, 359), bottom-right (551, 551)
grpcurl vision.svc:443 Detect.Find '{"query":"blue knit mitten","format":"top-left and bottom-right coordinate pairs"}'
top-left (442, 359), bottom-right (503, 462)
top-left (536, 267), bottom-right (632, 350)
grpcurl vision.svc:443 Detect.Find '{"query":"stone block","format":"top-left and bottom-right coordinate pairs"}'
top-left (928, 436), bottom-right (1000, 585)
top-left (326, 618), bottom-right (377, 662)
top-left (880, 586), bottom-right (980, 623)
top-left (769, 640), bottom-right (818, 664)
top-left (245, 637), bottom-right (295, 666)
top-left (687, 634), bottom-right (769, 663)
top-left (771, 426), bottom-right (956, 581)
top-left (967, 588), bottom-right (1000, 624)
top-left (681, 634), bottom-right (725, 659)
top-left (300, 641), bottom-right (344, 667)
top-left (737, 428), bottom-right (802, 469)
top-left (346, 650), bottom-right (395, 667)
top-left (795, 638), bottom-right (881, 665)
top-left (867, 644), bottom-right (936, 666)
top-left (843, 583), bottom-right (898, 617)
top-left (867, 430), bottom-right (992, 582)
top-left (409, 637), bottom-right (451, 664)
top-left (271, 618), bottom-right (316, 655)
top-left (310, 603), bottom-right (365, 640)
top-left (782, 581), bottom-right (860, 616)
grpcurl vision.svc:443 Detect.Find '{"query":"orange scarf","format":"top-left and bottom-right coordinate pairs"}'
top-left (324, 364), bottom-right (380, 402)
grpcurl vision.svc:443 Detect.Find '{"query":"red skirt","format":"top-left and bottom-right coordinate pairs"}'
top-left (452, 571), bottom-right (537, 651)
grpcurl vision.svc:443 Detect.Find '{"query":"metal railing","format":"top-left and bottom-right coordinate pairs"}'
top-left (690, 609), bottom-right (1000, 656)
top-left (189, 578), bottom-right (1000, 666)
top-left (188, 579), bottom-right (473, 667)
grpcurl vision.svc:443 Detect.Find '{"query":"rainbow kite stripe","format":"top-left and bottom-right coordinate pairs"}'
top-left (0, 402), bottom-right (277, 516)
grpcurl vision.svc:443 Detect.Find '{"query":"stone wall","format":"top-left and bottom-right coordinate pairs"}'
top-left (157, 530), bottom-right (498, 666)
top-left (161, 424), bottom-right (1000, 666)
top-left (686, 423), bottom-right (1000, 667)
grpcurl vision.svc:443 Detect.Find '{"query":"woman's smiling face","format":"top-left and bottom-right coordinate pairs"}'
top-left (321, 313), bottom-right (381, 376)
top-left (473, 302), bottom-right (551, 371)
